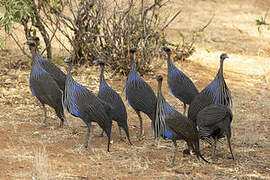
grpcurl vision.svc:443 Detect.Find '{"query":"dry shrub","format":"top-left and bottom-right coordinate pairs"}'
top-left (1, 0), bottom-right (197, 75)
top-left (65, 0), bottom-right (179, 75)
top-left (41, 0), bottom-right (183, 75)
top-left (32, 146), bottom-right (51, 180)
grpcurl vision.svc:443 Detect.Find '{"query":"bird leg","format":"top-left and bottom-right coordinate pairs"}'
top-left (56, 110), bottom-right (70, 129)
top-left (84, 122), bottom-right (93, 149)
top-left (42, 104), bottom-right (48, 125)
top-left (61, 118), bottom-right (75, 134)
top-left (58, 113), bottom-right (65, 128)
top-left (227, 137), bottom-right (234, 160)
top-left (155, 137), bottom-right (160, 147)
top-left (135, 110), bottom-right (144, 138)
top-left (183, 103), bottom-right (187, 115)
top-left (170, 140), bottom-right (178, 167)
top-left (122, 126), bottom-right (133, 145)
top-left (117, 126), bottom-right (125, 141)
top-left (226, 127), bottom-right (234, 160)
top-left (118, 126), bottom-right (122, 138)
top-left (183, 142), bottom-right (192, 155)
top-left (59, 119), bottom-right (64, 128)
top-left (211, 137), bottom-right (218, 157)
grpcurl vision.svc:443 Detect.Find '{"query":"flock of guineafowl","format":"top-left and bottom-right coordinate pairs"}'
top-left (26, 36), bottom-right (234, 166)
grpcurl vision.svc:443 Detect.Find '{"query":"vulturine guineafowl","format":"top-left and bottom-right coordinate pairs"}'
top-left (200, 53), bottom-right (232, 108)
top-left (93, 59), bottom-right (132, 145)
top-left (153, 74), bottom-right (208, 166)
top-left (26, 38), bottom-right (66, 127)
top-left (197, 104), bottom-right (234, 159)
top-left (161, 46), bottom-right (198, 115)
top-left (27, 36), bottom-right (66, 91)
top-left (188, 53), bottom-right (232, 136)
top-left (125, 47), bottom-right (157, 138)
top-left (63, 57), bottom-right (113, 151)
top-left (188, 53), bottom-right (232, 123)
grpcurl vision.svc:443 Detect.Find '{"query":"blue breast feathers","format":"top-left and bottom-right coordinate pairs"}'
top-left (168, 67), bottom-right (184, 96)
top-left (207, 79), bottom-right (222, 103)
top-left (98, 81), bottom-right (112, 95)
top-left (31, 87), bottom-right (36, 96)
top-left (67, 81), bottom-right (86, 118)
top-left (71, 106), bottom-right (80, 117)
top-left (209, 79), bottom-right (217, 92)
top-left (162, 101), bottom-right (175, 117)
top-left (160, 100), bottom-right (174, 139)
top-left (126, 70), bottom-right (144, 105)
top-left (162, 129), bottom-right (173, 139)
top-left (170, 67), bottom-right (183, 79)
top-left (127, 70), bottom-right (142, 84)
top-left (168, 85), bottom-right (176, 97)
top-left (31, 64), bottom-right (47, 79)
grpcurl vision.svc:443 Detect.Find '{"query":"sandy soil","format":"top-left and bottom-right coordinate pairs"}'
top-left (0, 0), bottom-right (270, 179)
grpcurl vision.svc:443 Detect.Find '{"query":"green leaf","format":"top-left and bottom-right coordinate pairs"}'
top-left (0, 6), bottom-right (6, 14)
top-left (33, 29), bottom-right (37, 36)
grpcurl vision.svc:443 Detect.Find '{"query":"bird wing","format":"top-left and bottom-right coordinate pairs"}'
top-left (188, 93), bottom-right (214, 123)
top-left (39, 56), bottom-right (66, 91)
top-left (30, 68), bottom-right (62, 109)
top-left (67, 81), bottom-right (112, 130)
top-left (166, 110), bottom-right (197, 141)
top-left (126, 73), bottom-right (156, 118)
top-left (98, 82), bottom-right (118, 105)
top-left (196, 104), bottom-right (230, 127)
top-left (98, 82), bottom-right (127, 122)
top-left (168, 68), bottom-right (198, 103)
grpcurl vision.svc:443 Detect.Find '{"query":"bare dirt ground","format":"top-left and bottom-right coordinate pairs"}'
top-left (0, 0), bottom-right (270, 179)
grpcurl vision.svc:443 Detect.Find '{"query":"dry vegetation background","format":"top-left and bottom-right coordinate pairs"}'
top-left (0, 0), bottom-right (270, 179)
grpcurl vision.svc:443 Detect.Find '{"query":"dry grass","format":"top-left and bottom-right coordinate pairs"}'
top-left (32, 147), bottom-right (51, 180)
top-left (0, 0), bottom-right (270, 179)
top-left (0, 56), bottom-right (269, 179)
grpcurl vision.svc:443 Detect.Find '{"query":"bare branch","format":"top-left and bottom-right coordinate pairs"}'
top-left (198, 14), bottom-right (214, 32)
top-left (10, 33), bottom-right (31, 58)
top-left (161, 10), bottom-right (181, 31)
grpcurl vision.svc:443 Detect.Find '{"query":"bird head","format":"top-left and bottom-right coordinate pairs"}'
top-left (153, 74), bottom-right (163, 82)
top-left (93, 59), bottom-right (105, 66)
top-left (220, 53), bottom-right (229, 61)
top-left (129, 47), bottom-right (138, 54)
top-left (64, 56), bottom-right (72, 64)
top-left (25, 36), bottom-right (40, 47)
top-left (161, 46), bottom-right (171, 53)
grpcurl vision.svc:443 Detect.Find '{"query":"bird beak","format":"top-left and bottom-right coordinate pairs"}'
top-left (25, 40), bottom-right (32, 45)
top-left (64, 57), bottom-right (71, 63)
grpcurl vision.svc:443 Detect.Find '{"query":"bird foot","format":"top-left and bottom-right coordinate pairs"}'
top-left (183, 149), bottom-right (191, 155)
